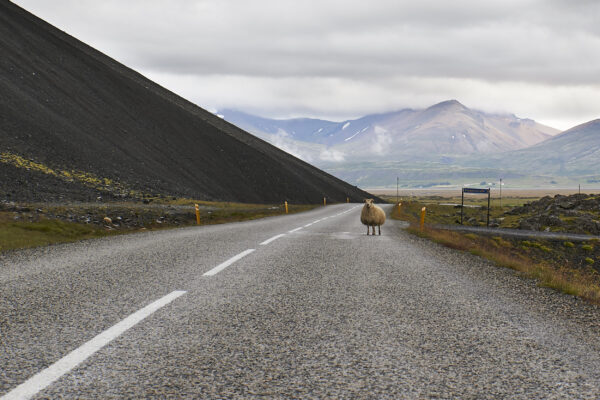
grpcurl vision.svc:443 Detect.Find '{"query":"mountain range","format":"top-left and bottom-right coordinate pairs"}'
top-left (219, 101), bottom-right (558, 165)
top-left (473, 119), bottom-right (600, 176)
top-left (0, 1), bottom-right (375, 204)
top-left (220, 104), bottom-right (600, 188)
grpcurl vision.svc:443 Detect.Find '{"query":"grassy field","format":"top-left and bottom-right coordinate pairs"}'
top-left (0, 200), bottom-right (319, 253)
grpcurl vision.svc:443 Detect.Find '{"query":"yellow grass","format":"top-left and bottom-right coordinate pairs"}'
top-left (392, 205), bottom-right (600, 304)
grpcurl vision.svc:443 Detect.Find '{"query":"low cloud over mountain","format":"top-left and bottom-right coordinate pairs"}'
top-left (220, 100), bottom-right (558, 165)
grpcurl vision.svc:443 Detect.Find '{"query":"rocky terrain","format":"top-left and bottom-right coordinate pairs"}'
top-left (0, 198), bottom-right (312, 233)
top-left (508, 193), bottom-right (600, 235)
top-left (0, 201), bottom-right (199, 230)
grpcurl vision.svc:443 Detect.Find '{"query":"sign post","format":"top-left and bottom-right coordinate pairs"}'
top-left (461, 188), bottom-right (491, 227)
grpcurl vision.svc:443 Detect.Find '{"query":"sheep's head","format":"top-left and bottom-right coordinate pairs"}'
top-left (364, 198), bottom-right (374, 208)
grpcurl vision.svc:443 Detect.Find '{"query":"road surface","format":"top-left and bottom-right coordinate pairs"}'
top-left (1, 204), bottom-right (600, 398)
top-left (434, 224), bottom-right (600, 242)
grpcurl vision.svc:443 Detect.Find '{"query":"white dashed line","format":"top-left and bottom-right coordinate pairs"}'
top-left (1, 290), bottom-right (187, 400)
top-left (303, 223), bottom-right (313, 227)
top-left (260, 234), bottom-right (285, 245)
top-left (203, 249), bottom-right (255, 276)
top-left (288, 227), bottom-right (303, 233)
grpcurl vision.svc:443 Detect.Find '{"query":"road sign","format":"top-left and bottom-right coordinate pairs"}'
top-left (461, 187), bottom-right (491, 227)
top-left (463, 188), bottom-right (490, 194)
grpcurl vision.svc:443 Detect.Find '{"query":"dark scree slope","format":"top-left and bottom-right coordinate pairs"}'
top-left (0, 1), bottom-right (376, 204)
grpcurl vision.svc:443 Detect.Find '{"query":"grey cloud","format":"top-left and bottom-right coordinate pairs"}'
top-left (11, 0), bottom-right (600, 129)
top-left (16, 0), bottom-right (600, 85)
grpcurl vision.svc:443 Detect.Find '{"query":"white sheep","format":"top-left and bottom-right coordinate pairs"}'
top-left (360, 199), bottom-right (386, 235)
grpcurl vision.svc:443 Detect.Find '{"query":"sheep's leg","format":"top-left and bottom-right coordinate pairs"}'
top-left (366, 225), bottom-right (370, 235)
top-left (378, 225), bottom-right (381, 235)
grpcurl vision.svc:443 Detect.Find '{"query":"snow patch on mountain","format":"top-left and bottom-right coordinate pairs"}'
top-left (344, 131), bottom-right (361, 142)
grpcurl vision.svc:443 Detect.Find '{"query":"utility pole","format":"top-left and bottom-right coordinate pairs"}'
top-left (499, 178), bottom-right (502, 209)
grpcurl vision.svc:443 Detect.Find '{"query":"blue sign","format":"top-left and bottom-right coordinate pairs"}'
top-left (463, 188), bottom-right (490, 194)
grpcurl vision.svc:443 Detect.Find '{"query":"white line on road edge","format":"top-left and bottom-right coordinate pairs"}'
top-left (1, 290), bottom-right (187, 400)
top-left (203, 249), bottom-right (256, 276)
top-left (260, 234), bottom-right (285, 245)
top-left (288, 227), bottom-right (302, 233)
top-left (303, 223), bottom-right (313, 227)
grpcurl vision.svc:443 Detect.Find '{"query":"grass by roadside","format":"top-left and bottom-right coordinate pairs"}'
top-left (381, 195), bottom-right (529, 228)
top-left (0, 201), bottom-right (319, 253)
top-left (0, 214), bottom-right (110, 252)
top-left (382, 193), bottom-right (600, 237)
top-left (391, 203), bottom-right (600, 305)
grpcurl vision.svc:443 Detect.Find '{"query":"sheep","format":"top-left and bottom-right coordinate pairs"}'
top-left (360, 199), bottom-right (386, 235)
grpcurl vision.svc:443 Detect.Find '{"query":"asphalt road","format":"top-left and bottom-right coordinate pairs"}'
top-left (434, 224), bottom-right (600, 242)
top-left (1, 204), bottom-right (600, 399)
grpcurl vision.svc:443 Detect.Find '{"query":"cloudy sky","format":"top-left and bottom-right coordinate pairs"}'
top-left (13, 0), bottom-right (600, 130)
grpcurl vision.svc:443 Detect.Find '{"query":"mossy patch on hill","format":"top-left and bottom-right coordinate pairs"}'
top-left (0, 151), bottom-right (143, 199)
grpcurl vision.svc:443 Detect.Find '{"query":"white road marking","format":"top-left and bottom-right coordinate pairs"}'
top-left (203, 249), bottom-right (255, 276)
top-left (303, 223), bottom-right (313, 227)
top-left (1, 290), bottom-right (186, 400)
top-left (260, 234), bottom-right (285, 245)
top-left (288, 227), bottom-right (303, 233)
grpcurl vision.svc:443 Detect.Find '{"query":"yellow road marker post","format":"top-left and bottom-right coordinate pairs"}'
top-left (347, 197), bottom-right (349, 203)
top-left (420, 207), bottom-right (426, 231)
top-left (194, 203), bottom-right (201, 225)
top-left (324, 197), bottom-right (326, 206)
top-left (284, 201), bottom-right (288, 214)
top-left (398, 202), bottom-right (402, 214)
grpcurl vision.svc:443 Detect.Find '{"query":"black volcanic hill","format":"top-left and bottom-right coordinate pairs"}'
top-left (0, 1), bottom-right (376, 204)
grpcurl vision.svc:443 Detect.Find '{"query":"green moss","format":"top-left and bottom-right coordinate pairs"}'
top-left (585, 257), bottom-right (595, 265)
top-left (464, 233), bottom-right (478, 240)
top-left (0, 219), bottom-right (108, 252)
top-left (1, 151), bottom-right (144, 198)
top-left (563, 241), bottom-right (575, 248)
top-left (582, 244), bottom-right (594, 252)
